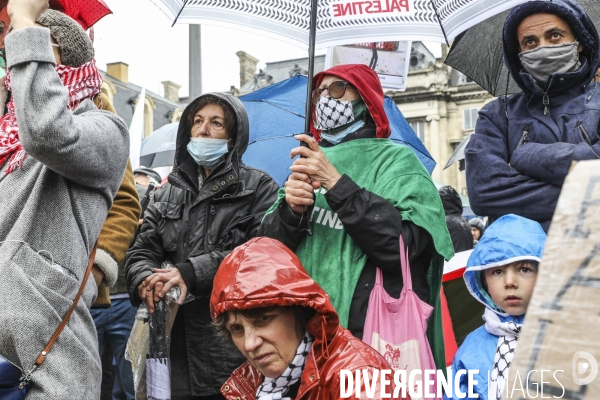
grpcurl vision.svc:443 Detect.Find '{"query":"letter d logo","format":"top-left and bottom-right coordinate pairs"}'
top-left (572, 351), bottom-right (598, 385)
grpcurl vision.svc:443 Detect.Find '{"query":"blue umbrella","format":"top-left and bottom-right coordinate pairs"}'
top-left (240, 75), bottom-right (436, 186)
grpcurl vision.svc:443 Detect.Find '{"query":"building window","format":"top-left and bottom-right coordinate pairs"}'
top-left (409, 121), bottom-right (426, 142)
top-left (459, 73), bottom-right (474, 85)
top-left (463, 108), bottom-right (479, 131)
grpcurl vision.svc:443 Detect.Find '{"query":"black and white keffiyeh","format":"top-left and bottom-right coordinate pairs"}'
top-left (315, 96), bottom-right (354, 130)
top-left (483, 309), bottom-right (522, 400)
top-left (256, 331), bottom-right (314, 400)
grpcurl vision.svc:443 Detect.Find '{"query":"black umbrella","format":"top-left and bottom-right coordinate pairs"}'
top-left (139, 122), bottom-right (178, 168)
top-left (146, 298), bottom-right (171, 400)
top-left (445, 0), bottom-right (600, 97)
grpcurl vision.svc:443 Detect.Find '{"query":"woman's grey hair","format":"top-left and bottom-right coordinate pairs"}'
top-left (214, 306), bottom-right (315, 343)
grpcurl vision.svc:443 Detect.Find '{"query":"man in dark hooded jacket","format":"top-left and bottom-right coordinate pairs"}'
top-left (466, 0), bottom-right (600, 232)
top-left (260, 64), bottom-right (454, 370)
top-left (438, 185), bottom-right (473, 253)
top-left (126, 93), bottom-right (279, 399)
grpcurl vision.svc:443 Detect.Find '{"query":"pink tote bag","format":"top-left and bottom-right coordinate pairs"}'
top-left (362, 236), bottom-right (439, 400)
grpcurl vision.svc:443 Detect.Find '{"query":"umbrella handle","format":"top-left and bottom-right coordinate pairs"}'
top-left (299, 132), bottom-right (312, 157)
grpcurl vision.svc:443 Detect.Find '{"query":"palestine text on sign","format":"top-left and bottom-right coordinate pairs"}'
top-left (330, 0), bottom-right (414, 20)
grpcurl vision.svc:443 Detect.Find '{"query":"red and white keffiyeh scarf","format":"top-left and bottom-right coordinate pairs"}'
top-left (0, 58), bottom-right (103, 173)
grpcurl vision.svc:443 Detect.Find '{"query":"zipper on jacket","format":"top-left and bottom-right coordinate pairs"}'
top-left (517, 126), bottom-right (530, 147)
top-left (542, 78), bottom-right (553, 116)
top-left (210, 205), bottom-right (216, 216)
top-left (577, 122), bottom-right (592, 145)
top-left (542, 93), bottom-right (550, 115)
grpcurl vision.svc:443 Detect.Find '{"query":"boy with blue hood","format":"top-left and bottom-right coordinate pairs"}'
top-left (466, 0), bottom-right (600, 233)
top-left (445, 214), bottom-right (547, 400)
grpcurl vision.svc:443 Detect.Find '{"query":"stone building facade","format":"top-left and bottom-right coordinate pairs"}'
top-left (100, 62), bottom-right (186, 138)
top-left (387, 44), bottom-right (495, 196)
top-left (234, 43), bottom-right (494, 196)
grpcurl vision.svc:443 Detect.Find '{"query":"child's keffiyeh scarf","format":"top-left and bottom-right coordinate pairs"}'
top-left (0, 59), bottom-right (103, 173)
top-left (256, 330), bottom-right (314, 400)
top-left (483, 308), bottom-right (522, 400)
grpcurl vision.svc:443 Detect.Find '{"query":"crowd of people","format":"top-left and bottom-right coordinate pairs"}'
top-left (0, 0), bottom-right (597, 399)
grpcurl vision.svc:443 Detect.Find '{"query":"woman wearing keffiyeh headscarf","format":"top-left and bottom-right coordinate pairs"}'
top-left (445, 214), bottom-right (547, 400)
top-left (0, 0), bottom-right (130, 398)
top-left (259, 64), bottom-right (454, 372)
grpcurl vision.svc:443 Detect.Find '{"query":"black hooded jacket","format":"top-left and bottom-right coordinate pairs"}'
top-left (125, 93), bottom-right (279, 397)
top-left (438, 186), bottom-right (473, 253)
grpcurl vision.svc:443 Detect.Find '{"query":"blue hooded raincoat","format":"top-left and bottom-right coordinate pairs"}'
top-left (445, 215), bottom-right (546, 399)
top-left (465, 0), bottom-right (600, 232)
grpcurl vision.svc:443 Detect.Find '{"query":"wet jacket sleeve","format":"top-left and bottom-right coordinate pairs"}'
top-left (465, 104), bottom-right (562, 223)
top-left (510, 140), bottom-right (600, 187)
top-left (258, 194), bottom-right (312, 251)
top-left (324, 174), bottom-right (431, 274)
top-left (179, 174), bottom-right (280, 294)
top-left (125, 198), bottom-right (166, 306)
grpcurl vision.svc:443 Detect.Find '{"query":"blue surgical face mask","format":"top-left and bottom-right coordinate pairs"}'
top-left (187, 137), bottom-right (230, 167)
top-left (320, 120), bottom-right (365, 145)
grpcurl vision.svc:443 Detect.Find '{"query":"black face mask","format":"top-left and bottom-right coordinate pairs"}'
top-left (136, 183), bottom-right (149, 199)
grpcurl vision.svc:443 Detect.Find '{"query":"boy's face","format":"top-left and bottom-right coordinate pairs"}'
top-left (484, 261), bottom-right (538, 316)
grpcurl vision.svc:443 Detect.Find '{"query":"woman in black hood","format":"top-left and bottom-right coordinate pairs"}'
top-left (126, 93), bottom-right (279, 399)
top-left (438, 185), bottom-right (473, 253)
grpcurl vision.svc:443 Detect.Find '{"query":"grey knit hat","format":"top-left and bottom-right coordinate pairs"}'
top-left (469, 218), bottom-right (485, 234)
top-left (36, 9), bottom-right (94, 67)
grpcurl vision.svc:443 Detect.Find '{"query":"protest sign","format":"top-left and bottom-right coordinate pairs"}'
top-left (326, 41), bottom-right (411, 91)
top-left (503, 160), bottom-right (600, 400)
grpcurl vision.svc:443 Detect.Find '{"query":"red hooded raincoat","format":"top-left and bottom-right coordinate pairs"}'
top-left (210, 237), bottom-right (404, 399)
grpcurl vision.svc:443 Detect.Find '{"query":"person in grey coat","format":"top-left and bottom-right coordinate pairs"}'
top-left (0, 1), bottom-right (129, 398)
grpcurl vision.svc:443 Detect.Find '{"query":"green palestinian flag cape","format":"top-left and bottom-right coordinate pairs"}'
top-left (264, 139), bottom-right (454, 368)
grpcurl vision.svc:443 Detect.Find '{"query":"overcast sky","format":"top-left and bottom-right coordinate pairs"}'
top-left (94, 0), bottom-right (441, 98)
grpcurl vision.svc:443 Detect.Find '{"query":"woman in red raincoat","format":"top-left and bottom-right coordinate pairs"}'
top-left (210, 237), bottom-right (407, 400)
